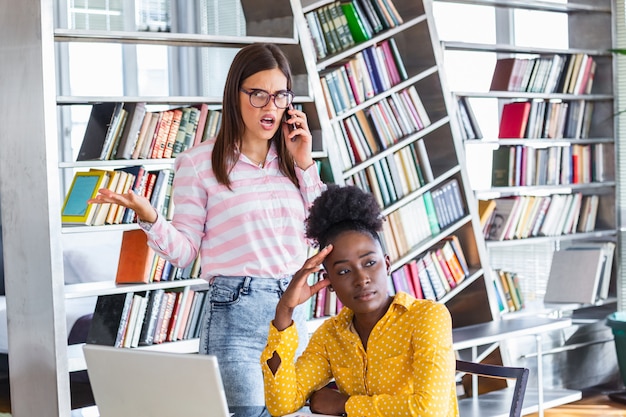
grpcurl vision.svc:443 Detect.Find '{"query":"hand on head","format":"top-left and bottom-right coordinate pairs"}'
top-left (273, 244), bottom-right (333, 330)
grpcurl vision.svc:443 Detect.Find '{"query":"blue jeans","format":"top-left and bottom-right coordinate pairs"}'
top-left (198, 276), bottom-right (309, 417)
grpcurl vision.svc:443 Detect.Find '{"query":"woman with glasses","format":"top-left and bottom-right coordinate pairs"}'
top-left (89, 43), bottom-right (325, 417)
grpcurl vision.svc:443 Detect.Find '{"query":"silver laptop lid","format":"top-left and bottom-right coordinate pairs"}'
top-left (83, 344), bottom-right (229, 417)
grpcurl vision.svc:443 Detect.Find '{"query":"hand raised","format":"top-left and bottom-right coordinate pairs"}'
top-left (88, 188), bottom-right (156, 223)
top-left (273, 245), bottom-right (333, 330)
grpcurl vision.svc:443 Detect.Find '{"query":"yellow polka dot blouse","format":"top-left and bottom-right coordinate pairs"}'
top-left (260, 292), bottom-right (459, 417)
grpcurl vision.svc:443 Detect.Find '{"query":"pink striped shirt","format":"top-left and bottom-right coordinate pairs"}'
top-left (142, 139), bottom-right (325, 279)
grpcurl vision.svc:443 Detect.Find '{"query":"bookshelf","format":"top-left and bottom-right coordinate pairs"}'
top-left (297, 0), bottom-right (500, 341)
top-left (435, 0), bottom-right (620, 392)
top-left (0, 0), bottom-right (329, 415)
top-left (0, 1), bottom-right (603, 415)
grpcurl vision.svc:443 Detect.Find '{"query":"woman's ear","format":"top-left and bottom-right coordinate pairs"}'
top-left (321, 271), bottom-right (333, 292)
top-left (385, 254), bottom-right (391, 275)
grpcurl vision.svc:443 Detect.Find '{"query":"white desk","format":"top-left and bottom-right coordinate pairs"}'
top-left (453, 316), bottom-right (581, 417)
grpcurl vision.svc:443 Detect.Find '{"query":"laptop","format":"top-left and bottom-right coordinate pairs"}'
top-left (83, 344), bottom-right (230, 417)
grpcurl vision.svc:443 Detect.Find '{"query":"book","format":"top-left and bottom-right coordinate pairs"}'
top-left (129, 292), bottom-right (149, 348)
top-left (101, 108), bottom-right (128, 160)
top-left (544, 248), bottom-right (606, 304)
top-left (130, 111), bottom-right (155, 159)
top-left (563, 241), bottom-right (615, 302)
top-left (328, 1), bottom-right (355, 50)
top-left (316, 5), bottom-right (340, 55)
top-left (137, 289), bottom-right (165, 346)
top-left (478, 199), bottom-right (497, 228)
top-left (422, 254), bottom-right (447, 300)
top-left (444, 235), bottom-right (470, 278)
top-left (491, 146), bottom-right (512, 187)
top-left (416, 257), bottom-right (437, 301)
top-left (489, 57), bottom-right (517, 91)
top-left (114, 102), bottom-right (147, 160)
top-left (90, 170), bottom-right (121, 227)
top-left (191, 103), bottom-right (210, 148)
top-left (340, 0), bottom-right (371, 43)
top-left (76, 102), bottom-right (122, 161)
top-left (104, 171), bottom-right (129, 225)
top-left (306, 11), bottom-right (327, 59)
top-left (115, 229), bottom-right (157, 284)
top-left (497, 270), bottom-right (516, 311)
top-left (162, 108), bottom-right (183, 158)
top-left (138, 112), bottom-right (162, 159)
top-left (122, 293), bottom-right (145, 348)
top-left (487, 198), bottom-right (517, 241)
top-left (498, 101), bottom-right (531, 138)
top-left (61, 170), bottom-right (110, 225)
top-left (355, 0), bottom-right (383, 33)
top-left (86, 293), bottom-right (134, 346)
top-left (150, 109), bottom-right (174, 159)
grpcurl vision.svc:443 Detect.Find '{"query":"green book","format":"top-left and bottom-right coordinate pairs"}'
top-left (492, 146), bottom-right (512, 187)
top-left (340, 1), bottom-right (372, 43)
top-left (422, 191), bottom-right (441, 235)
top-left (316, 6), bottom-right (340, 55)
top-left (328, 2), bottom-right (355, 50)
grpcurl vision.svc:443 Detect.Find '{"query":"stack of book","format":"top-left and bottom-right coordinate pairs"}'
top-left (485, 193), bottom-right (599, 241)
top-left (491, 142), bottom-right (604, 187)
top-left (320, 39), bottom-right (408, 117)
top-left (380, 178), bottom-right (466, 261)
top-left (61, 167), bottom-right (174, 226)
top-left (86, 286), bottom-right (208, 348)
top-left (348, 142), bottom-right (431, 208)
top-left (305, 0), bottom-right (403, 60)
top-left (76, 102), bottom-right (222, 162)
top-left (115, 229), bottom-right (202, 284)
top-left (492, 270), bottom-right (525, 314)
top-left (497, 99), bottom-right (594, 140)
top-left (490, 53), bottom-right (596, 95)
top-left (333, 85), bottom-right (431, 170)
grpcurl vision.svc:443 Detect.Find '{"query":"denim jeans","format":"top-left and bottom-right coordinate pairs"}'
top-left (198, 276), bottom-right (309, 417)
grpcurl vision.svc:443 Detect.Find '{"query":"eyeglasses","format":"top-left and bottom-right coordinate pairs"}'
top-left (240, 88), bottom-right (295, 109)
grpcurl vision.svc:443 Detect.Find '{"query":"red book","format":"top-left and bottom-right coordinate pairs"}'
top-left (498, 101), bottom-right (531, 138)
top-left (115, 229), bottom-right (156, 284)
top-left (162, 108), bottom-right (183, 159)
top-left (406, 260), bottom-right (424, 299)
top-left (143, 172), bottom-right (158, 202)
top-left (434, 249), bottom-right (457, 290)
top-left (166, 291), bottom-right (184, 342)
top-left (150, 110), bottom-right (174, 159)
top-left (192, 103), bottom-right (209, 148)
top-left (176, 290), bottom-right (195, 341)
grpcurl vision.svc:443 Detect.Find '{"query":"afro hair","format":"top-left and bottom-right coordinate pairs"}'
top-left (306, 184), bottom-right (383, 248)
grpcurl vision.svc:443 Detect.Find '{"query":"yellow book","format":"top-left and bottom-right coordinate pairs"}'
top-left (61, 170), bottom-right (110, 225)
top-left (478, 199), bottom-right (497, 228)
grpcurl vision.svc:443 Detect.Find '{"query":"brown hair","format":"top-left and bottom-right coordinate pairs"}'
top-left (212, 43), bottom-right (298, 188)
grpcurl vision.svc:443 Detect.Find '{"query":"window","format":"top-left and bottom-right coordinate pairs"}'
top-left (56, 0), bottom-right (248, 188)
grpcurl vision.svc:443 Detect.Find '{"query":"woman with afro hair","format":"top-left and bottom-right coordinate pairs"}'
top-left (260, 185), bottom-right (459, 417)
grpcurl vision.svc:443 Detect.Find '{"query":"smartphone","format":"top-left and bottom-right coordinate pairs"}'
top-left (283, 104), bottom-right (297, 132)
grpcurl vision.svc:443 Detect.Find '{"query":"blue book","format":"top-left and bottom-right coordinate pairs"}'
top-left (361, 46), bottom-right (384, 95)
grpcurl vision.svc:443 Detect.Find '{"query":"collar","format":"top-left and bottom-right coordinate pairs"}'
top-left (333, 291), bottom-right (414, 333)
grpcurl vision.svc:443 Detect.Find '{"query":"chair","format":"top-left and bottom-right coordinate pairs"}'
top-left (456, 359), bottom-right (530, 417)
